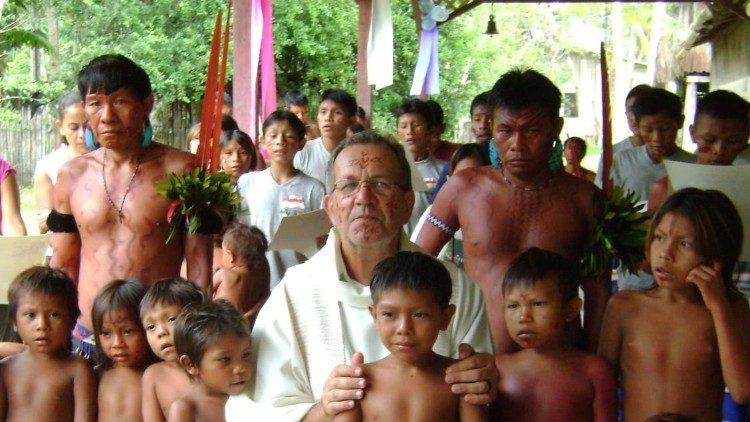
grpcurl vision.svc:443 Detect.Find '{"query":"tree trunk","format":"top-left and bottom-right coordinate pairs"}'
top-left (45, 0), bottom-right (60, 77)
top-left (645, 2), bottom-right (666, 85)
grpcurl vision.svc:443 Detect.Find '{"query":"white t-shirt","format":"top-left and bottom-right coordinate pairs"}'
top-left (34, 144), bottom-right (72, 185)
top-left (293, 137), bottom-right (331, 185)
top-left (734, 148), bottom-right (750, 165)
top-left (405, 156), bottom-right (444, 236)
top-left (595, 136), bottom-right (638, 187)
top-left (236, 169), bottom-right (326, 288)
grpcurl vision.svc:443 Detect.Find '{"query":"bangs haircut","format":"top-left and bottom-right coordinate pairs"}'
top-left (8, 266), bottom-right (80, 325)
top-left (648, 188), bottom-right (743, 286)
top-left (327, 130), bottom-right (412, 193)
top-left (564, 137), bottom-right (587, 157)
top-left (139, 277), bottom-right (205, 318)
top-left (470, 91), bottom-right (491, 116)
top-left (450, 143), bottom-right (489, 174)
top-left (220, 129), bottom-right (257, 170)
top-left (370, 251), bottom-right (452, 309)
top-left (396, 98), bottom-right (437, 128)
top-left (223, 222), bottom-right (269, 266)
top-left (77, 54), bottom-right (151, 100)
top-left (92, 279), bottom-right (155, 369)
top-left (262, 109), bottom-right (306, 141)
top-left (424, 99), bottom-right (445, 127)
top-left (173, 300), bottom-right (250, 367)
top-left (695, 90), bottom-right (750, 129)
top-left (502, 247), bottom-right (579, 302)
top-left (632, 88), bottom-right (682, 123)
top-left (489, 69), bottom-right (561, 119)
top-left (320, 89), bottom-right (357, 117)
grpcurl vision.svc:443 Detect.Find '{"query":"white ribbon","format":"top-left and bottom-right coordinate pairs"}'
top-left (367, 0), bottom-right (394, 90)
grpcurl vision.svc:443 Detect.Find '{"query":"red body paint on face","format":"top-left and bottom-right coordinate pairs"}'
top-left (348, 152), bottom-right (385, 169)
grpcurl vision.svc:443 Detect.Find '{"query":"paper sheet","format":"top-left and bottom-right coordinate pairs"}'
top-left (406, 151), bottom-right (429, 192)
top-left (665, 160), bottom-right (750, 261)
top-left (268, 209), bottom-right (332, 258)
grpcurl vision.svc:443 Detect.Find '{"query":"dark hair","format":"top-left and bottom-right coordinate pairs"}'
top-left (320, 89), bottom-right (357, 117)
top-left (92, 279), bottom-right (155, 369)
top-left (489, 69), bottom-right (561, 118)
top-left (223, 223), bottom-right (268, 266)
top-left (648, 188), bottom-right (743, 285)
top-left (625, 84), bottom-right (652, 104)
top-left (55, 90), bottom-right (83, 145)
top-left (77, 54), bottom-right (151, 100)
top-left (503, 247), bottom-right (579, 302)
top-left (396, 98), bottom-right (437, 128)
top-left (349, 123), bottom-right (366, 134)
top-left (694, 90), bottom-right (749, 129)
top-left (222, 114), bottom-right (240, 132)
top-left (8, 266), bottom-right (80, 326)
top-left (262, 109), bottom-right (306, 141)
top-left (450, 143), bottom-right (489, 174)
top-left (356, 106), bottom-right (367, 120)
top-left (284, 89), bottom-right (308, 107)
top-left (327, 130), bottom-right (412, 192)
top-left (220, 129), bottom-right (258, 170)
top-left (223, 92), bottom-right (233, 107)
top-left (424, 99), bottom-right (445, 127)
top-left (470, 91), bottom-right (492, 116)
top-left (370, 251), bottom-right (452, 309)
top-left (632, 88), bottom-right (683, 123)
top-left (173, 300), bottom-right (250, 368)
top-left (564, 136), bottom-right (587, 157)
top-left (140, 278), bottom-right (205, 318)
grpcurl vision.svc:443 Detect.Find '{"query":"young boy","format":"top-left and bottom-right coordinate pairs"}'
top-left (284, 89), bottom-right (321, 142)
top-left (334, 251), bottom-right (487, 422)
top-left (492, 248), bottom-right (617, 421)
top-left (140, 277), bottom-right (204, 422)
top-left (0, 266), bottom-right (97, 422)
top-left (607, 87), bottom-right (695, 291)
top-left (213, 222), bottom-right (270, 327)
top-left (236, 110), bottom-right (325, 288)
top-left (293, 88), bottom-right (357, 184)
top-left (168, 300), bottom-right (253, 421)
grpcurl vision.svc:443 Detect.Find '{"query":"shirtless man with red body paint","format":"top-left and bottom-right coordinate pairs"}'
top-left (416, 70), bottom-right (609, 354)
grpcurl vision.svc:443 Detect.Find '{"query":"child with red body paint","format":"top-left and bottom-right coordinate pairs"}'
top-left (599, 188), bottom-right (750, 421)
top-left (493, 248), bottom-right (616, 422)
top-left (93, 279), bottom-right (156, 422)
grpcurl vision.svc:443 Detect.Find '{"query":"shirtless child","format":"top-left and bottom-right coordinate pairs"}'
top-left (213, 223), bottom-right (270, 326)
top-left (168, 300), bottom-right (254, 421)
top-left (335, 251), bottom-right (487, 422)
top-left (141, 278), bottom-right (205, 422)
top-left (598, 188), bottom-right (750, 421)
top-left (493, 248), bottom-right (616, 422)
top-left (0, 266), bottom-right (96, 422)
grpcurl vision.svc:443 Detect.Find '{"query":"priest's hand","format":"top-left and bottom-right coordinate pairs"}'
top-left (315, 352), bottom-right (366, 420)
top-left (445, 343), bottom-right (498, 405)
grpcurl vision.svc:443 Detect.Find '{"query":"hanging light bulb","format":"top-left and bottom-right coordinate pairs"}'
top-left (485, 14), bottom-right (498, 36)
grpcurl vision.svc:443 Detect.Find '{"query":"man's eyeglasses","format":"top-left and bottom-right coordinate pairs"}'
top-left (332, 178), bottom-right (404, 197)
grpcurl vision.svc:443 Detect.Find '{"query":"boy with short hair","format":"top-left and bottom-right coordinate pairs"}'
top-left (293, 88), bottom-right (357, 184)
top-left (168, 300), bottom-right (254, 421)
top-left (607, 87), bottom-right (695, 291)
top-left (334, 251), bottom-right (487, 422)
top-left (493, 248), bottom-right (616, 421)
top-left (140, 277), bottom-right (205, 422)
top-left (284, 89), bottom-right (320, 142)
top-left (0, 266), bottom-right (97, 422)
top-left (213, 222), bottom-right (270, 327)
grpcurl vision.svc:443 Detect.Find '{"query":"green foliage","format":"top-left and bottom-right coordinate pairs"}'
top-left (154, 167), bottom-right (240, 243)
top-left (581, 186), bottom-right (650, 278)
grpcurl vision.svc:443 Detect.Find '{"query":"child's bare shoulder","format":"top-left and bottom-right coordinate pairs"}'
top-left (168, 396), bottom-right (196, 422)
top-left (572, 351), bottom-right (615, 380)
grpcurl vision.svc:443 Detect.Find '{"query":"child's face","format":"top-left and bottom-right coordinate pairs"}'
top-left (317, 99), bottom-right (352, 142)
top-left (189, 333), bottom-right (253, 396)
top-left (563, 141), bottom-right (584, 165)
top-left (650, 212), bottom-right (705, 288)
top-left (369, 289), bottom-right (454, 365)
top-left (637, 114), bottom-right (682, 163)
top-left (263, 120), bottom-right (303, 164)
top-left (691, 114), bottom-right (749, 165)
top-left (453, 156), bottom-right (484, 175)
top-left (397, 113), bottom-right (431, 160)
top-left (504, 277), bottom-right (576, 350)
top-left (99, 309), bottom-right (148, 368)
top-left (14, 292), bottom-right (73, 355)
top-left (142, 302), bottom-right (183, 361)
top-left (288, 104), bottom-right (309, 124)
top-left (220, 140), bottom-right (252, 181)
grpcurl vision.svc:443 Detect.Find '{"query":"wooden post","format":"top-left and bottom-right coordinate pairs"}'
top-left (357, 0), bottom-right (372, 118)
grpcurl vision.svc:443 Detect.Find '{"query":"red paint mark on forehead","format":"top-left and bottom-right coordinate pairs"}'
top-left (520, 292), bottom-right (529, 299)
top-left (348, 151), bottom-right (385, 170)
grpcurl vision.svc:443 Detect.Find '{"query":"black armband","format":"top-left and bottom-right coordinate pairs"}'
top-left (46, 210), bottom-right (78, 233)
